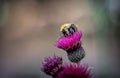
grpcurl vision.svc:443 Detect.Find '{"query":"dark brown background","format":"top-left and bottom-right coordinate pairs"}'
top-left (0, 0), bottom-right (120, 78)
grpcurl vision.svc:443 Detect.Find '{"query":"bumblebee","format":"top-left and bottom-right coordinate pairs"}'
top-left (60, 23), bottom-right (78, 36)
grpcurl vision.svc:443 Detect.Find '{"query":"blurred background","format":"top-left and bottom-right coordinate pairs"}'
top-left (0, 0), bottom-right (120, 78)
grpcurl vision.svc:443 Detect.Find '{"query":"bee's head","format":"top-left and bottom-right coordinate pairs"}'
top-left (60, 23), bottom-right (78, 36)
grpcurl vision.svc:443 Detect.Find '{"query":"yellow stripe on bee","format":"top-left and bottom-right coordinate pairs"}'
top-left (60, 24), bottom-right (70, 31)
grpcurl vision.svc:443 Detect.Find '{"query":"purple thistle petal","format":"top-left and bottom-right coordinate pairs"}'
top-left (56, 31), bottom-right (82, 50)
top-left (57, 63), bottom-right (91, 78)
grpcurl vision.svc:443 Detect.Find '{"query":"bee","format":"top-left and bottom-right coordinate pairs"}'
top-left (60, 23), bottom-right (78, 36)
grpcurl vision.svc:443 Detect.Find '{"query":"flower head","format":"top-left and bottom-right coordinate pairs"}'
top-left (57, 63), bottom-right (91, 78)
top-left (56, 31), bottom-right (85, 63)
top-left (56, 31), bottom-right (82, 50)
top-left (41, 56), bottom-right (63, 77)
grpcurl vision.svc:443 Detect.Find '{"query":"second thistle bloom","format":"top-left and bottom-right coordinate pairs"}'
top-left (57, 63), bottom-right (91, 78)
top-left (56, 23), bottom-right (85, 63)
top-left (41, 56), bottom-right (63, 77)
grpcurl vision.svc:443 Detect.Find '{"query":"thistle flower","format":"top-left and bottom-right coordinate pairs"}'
top-left (56, 23), bottom-right (85, 63)
top-left (41, 56), bottom-right (63, 78)
top-left (57, 31), bottom-right (82, 50)
top-left (57, 63), bottom-right (91, 78)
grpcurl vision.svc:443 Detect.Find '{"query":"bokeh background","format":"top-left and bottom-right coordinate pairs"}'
top-left (0, 0), bottom-right (120, 78)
